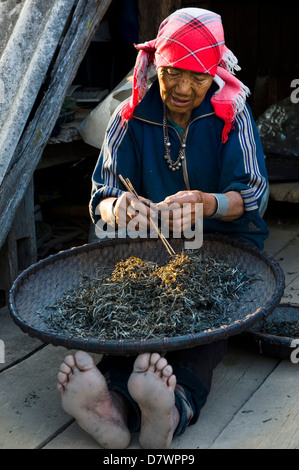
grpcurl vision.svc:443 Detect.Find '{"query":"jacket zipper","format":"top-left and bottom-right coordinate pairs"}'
top-left (180, 112), bottom-right (215, 190)
top-left (134, 112), bottom-right (215, 191)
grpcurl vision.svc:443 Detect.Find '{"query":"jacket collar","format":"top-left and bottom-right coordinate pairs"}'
top-left (133, 78), bottom-right (217, 125)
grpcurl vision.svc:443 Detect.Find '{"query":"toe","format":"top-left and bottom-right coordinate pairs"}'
top-left (57, 371), bottom-right (68, 387)
top-left (167, 374), bottom-right (177, 390)
top-left (161, 364), bottom-right (173, 381)
top-left (133, 353), bottom-right (151, 372)
top-left (161, 364), bottom-right (173, 378)
top-left (60, 362), bottom-right (72, 374)
top-left (63, 354), bottom-right (76, 368)
top-left (155, 357), bottom-right (168, 373)
top-left (74, 351), bottom-right (95, 371)
top-left (148, 353), bottom-right (162, 371)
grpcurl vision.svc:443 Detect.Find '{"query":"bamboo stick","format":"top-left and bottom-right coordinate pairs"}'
top-left (119, 175), bottom-right (176, 256)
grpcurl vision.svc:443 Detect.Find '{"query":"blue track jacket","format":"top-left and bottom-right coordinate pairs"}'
top-left (90, 80), bottom-right (269, 249)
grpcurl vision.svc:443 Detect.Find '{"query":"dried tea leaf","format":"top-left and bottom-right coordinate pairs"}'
top-left (259, 320), bottom-right (299, 338)
top-left (44, 251), bottom-right (256, 340)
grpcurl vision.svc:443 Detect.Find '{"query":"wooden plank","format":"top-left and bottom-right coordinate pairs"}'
top-left (44, 421), bottom-right (103, 449)
top-left (0, 306), bottom-right (43, 372)
top-left (173, 345), bottom-right (279, 449)
top-left (0, 0), bottom-right (76, 185)
top-left (265, 225), bottom-right (299, 305)
top-left (283, 277), bottom-right (299, 304)
top-left (0, 181), bottom-right (37, 295)
top-left (272, 235), bottom-right (299, 288)
top-left (0, 345), bottom-right (72, 449)
top-left (0, 1), bottom-right (24, 57)
top-left (0, 344), bottom-right (101, 449)
top-left (0, 0), bottom-right (111, 251)
top-left (0, 232), bottom-right (18, 299)
top-left (264, 225), bottom-right (299, 258)
top-left (0, 179), bottom-right (37, 297)
top-left (209, 359), bottom-right (299, 449)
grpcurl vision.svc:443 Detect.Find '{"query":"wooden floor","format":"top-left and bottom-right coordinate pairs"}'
top-left (1, 212), bottom-right (299, 450)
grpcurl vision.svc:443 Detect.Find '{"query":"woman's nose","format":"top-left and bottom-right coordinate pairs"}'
top-left (176, 75), bottom-right (192, 94)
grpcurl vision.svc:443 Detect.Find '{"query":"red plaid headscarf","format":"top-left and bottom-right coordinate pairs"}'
top-left (121, 8), bottom-right (250, 143)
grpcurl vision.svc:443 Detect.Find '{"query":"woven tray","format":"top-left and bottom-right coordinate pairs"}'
top-left (239, 303), bottom-right (299, 359)
top-left (9, 235), bottom-right (285, 355)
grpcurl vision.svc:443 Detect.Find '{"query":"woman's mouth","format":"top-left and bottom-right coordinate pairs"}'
top-left (171, 95), bottom-right (192, 107)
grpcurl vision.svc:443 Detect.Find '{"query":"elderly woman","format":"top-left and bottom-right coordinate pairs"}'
top-left (57, 8), bottom-right (269, 449)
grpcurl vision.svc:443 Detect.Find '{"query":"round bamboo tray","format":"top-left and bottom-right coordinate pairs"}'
top-left (9, 235), bottom-right (285, 355)
top-left (240, 303), bottom-right (299, 359)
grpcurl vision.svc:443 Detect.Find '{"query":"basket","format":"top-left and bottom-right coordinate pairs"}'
top-left (239, 303), bottom-right (299, 359)
top-left (9, 235), bottom-right (285, 355)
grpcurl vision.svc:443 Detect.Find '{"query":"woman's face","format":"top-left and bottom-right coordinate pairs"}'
top-left (157, 67), bottom-right (213, 122)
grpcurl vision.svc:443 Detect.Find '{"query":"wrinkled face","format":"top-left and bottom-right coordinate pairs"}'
top-left (157, 67), bottom-right (213, 118)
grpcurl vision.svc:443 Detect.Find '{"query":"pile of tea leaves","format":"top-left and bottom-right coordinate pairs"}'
top-left (45, 251), bottom-right (256, 340)
top-left (259, 319), bottom-right (299, 338)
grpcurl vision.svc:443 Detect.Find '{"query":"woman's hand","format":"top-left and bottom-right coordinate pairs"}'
top-left (156, 190), bottom-right (244, 232)
top-left (113, 189), bottom-right (244, 234)
top-left (156, 190), bottom-right (215, 232)
top-left (114, 192), bottom-right (154, 230)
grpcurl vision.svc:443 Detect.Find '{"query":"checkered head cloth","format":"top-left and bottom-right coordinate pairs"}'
top-left (121, 8), bottom-right (250, 143)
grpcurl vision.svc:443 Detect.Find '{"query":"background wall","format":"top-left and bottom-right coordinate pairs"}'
top-left (138, 0), bottom-right (299, 118)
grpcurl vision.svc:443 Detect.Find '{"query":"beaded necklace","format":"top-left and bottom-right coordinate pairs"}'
top-left (163, 104), bottom-right (187, 171)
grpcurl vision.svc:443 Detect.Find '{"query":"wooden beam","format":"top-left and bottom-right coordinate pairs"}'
top-left (0, 0), bottom-right (76, 185)
top-left (0, 0), bottom-right (111, 250)
top-left (0, 180), bottom-right (36, 299)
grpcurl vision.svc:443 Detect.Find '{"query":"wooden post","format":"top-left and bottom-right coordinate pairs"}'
top-left (0, 180), bottom-right (36, 301)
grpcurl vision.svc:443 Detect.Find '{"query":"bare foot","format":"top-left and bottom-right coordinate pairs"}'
top-left (57, 351), bottom-right (131, 449)
top-left (128, 352), bottom-right (179, 449)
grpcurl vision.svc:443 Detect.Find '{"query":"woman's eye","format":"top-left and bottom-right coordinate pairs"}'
top-left (193, 75), bottom-right (204, 83)
top-left (166, 69), bottom-right (180, 77)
